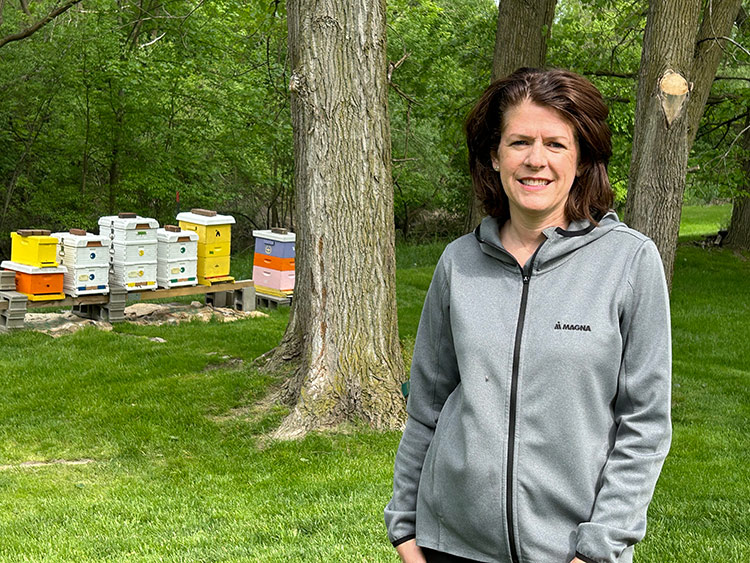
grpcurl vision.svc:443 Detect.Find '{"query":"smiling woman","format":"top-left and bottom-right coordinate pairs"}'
top-left (385, 68), bottom-right (672, 563)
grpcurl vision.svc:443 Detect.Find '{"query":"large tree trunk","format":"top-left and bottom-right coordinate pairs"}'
top-left (467, 0), bottom-right (557, 231)
top-left (266, 0), bottom-right (406, 438)
top-left (627, 0), bottom-right (743, 288)
top-left (724, 113), bottom-right (750, 250)
top-left (625, 0), bottom-right (702, 289)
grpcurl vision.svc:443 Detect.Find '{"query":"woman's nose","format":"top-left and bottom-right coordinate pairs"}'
top-left (524, 141), bottom-right (546, 168)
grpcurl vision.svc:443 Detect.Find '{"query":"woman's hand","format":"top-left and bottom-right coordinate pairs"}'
top-left (395, 539), bottom-right (427, 563)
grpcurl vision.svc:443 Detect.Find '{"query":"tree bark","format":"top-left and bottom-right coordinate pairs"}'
top-left (267, 0), bottom-right (406, 438)
top-left (724, 113), bottom-right (750, 250)
top-left (492, 0), bottom-right (557, 81)
top-left (625, 0), bottom-right (703, 289)
top-left (466, 0), bottom-right (557, 231)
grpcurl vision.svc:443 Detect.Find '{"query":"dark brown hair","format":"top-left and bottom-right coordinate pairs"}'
top-left (465, 67), bottom-right (614, 224)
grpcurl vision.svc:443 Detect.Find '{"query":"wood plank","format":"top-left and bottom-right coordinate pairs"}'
top-left (22, 280), bottom-right (254, 309)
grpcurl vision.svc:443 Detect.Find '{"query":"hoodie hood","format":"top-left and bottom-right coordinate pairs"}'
top-left (475, 210), bottom-right (622, 272)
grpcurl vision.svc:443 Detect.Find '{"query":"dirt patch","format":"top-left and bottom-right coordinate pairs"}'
top-left (22, 302), bottom-right (268, 337)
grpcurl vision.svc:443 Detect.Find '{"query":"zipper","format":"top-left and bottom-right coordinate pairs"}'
top-left (473, 225), bottom-right (546, 562)
top-left (506, 245), bottom-right (544, 563)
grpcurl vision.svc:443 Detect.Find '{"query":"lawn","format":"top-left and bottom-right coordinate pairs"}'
top-left (0, 205), bottom-right (747, 561)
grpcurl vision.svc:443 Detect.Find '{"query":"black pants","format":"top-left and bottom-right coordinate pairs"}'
top-left (422, 547), bottom-right (484, 563)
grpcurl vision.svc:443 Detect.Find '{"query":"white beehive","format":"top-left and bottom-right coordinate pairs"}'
top-left (156, 226), bottom-right (198, 288)
top-left (98, 213), bottom-right (159, 291)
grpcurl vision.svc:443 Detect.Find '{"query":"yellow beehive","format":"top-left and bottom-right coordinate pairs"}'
top-left (10, 230), bottom-right (58, 268)
top-left (176, 209), bottom-right (236, 285)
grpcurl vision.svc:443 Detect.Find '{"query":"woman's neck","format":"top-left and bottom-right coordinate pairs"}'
top-left (500, 213), bottom-right (569, 267)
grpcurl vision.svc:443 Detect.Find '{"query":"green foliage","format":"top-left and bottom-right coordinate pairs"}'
top-left (387, 0), bottom-right (497, 239)
top-left (0, 0), bottom-right (291, 257)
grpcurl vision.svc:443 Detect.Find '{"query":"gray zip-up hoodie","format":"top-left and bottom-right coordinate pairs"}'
top-left (385, 212), bottom-right (671, 563)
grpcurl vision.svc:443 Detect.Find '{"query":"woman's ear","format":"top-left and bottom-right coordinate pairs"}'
top-left (490, 151), bottom-right (500, 172)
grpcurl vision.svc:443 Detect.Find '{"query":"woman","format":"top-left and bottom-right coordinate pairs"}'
top-left (385, 68), bottom-right (672, 563)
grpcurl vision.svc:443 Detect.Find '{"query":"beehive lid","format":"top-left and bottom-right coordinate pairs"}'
top-left (252, 229), bottom-right (296, 243)
top-left (157, 226), bottom-right (199, 243)
top-left (176, 210), bottom-right (236, 226)
top-left (12, 230), bottom-right (57, 242)
top-left (51, 230), bottom-right (108, 247)
top-left (1, 260), bottom-right (67, 274)
top-left (98, 214), bottom-right (159, 230)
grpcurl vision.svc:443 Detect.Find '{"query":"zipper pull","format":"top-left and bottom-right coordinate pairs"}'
top-left (523, 274), bottom-right (530, 284)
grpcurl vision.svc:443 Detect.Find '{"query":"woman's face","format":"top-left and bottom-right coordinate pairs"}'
top-left (491, 99), bottom-right (579, 226)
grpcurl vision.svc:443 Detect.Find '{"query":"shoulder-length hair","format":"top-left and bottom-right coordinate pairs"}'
top-left (465, 67), bottom-right (614, 224)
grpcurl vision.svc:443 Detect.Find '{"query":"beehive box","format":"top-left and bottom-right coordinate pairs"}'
top-left (62, 266), bottom-right (109, 297)
top-left (98, 213), bottom-right (158, 243)
top-left (252, 266), bottom-right (295, 297)
top-left (176, 209), bottom-right (235, 285)
top-left (1, 261), bottom-right (66, 301)
top-left (157, 226), bottom-right (198, 260)
top-left (110, 262), bottom-right (158, 290)
top-left (52, 229), bottom-right (109, 269)
top-left (10, 230), bottom-right (58, 268)
top-left (253, 229), bottom-right (295, 260)
top-left (111, 240), bottom-right (158, 263)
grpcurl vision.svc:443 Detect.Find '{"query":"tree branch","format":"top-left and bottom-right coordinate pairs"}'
top-left (0, 0), bottom-right (83, 49)
top-left (695, 35), bottom-right (750, 57)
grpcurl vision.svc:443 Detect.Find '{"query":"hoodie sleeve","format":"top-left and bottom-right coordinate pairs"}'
top-left (576, 239), bottom-right (672, 562)
top-left (384, 253), bottom-right (461, 545)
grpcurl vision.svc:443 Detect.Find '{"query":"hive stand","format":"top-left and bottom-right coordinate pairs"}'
top-left (0, 279), bottom-right (255, 331)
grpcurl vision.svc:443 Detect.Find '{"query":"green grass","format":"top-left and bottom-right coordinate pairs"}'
top-left (679, 203), bottom-right (732, 239)
top-left (0, 205), bottom-right (748, 561)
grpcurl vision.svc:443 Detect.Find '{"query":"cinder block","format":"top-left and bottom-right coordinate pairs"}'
top-left (206, 291), bottom-right (230, 308)
top-left (0, 315), bottom-right (25, 330)
top-left (0, 271), bottom-right (16, 291)
top-left (255, 293), bottom-right (291, 310)
top-left (233, 287), bottom-right (256, 312)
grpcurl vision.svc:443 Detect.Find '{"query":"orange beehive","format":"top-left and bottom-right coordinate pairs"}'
top-left (252, 254), bottom-right (295, 272)
top-left (1, 261), bottom-right (66, 301)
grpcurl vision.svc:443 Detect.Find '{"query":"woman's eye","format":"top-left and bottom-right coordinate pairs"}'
top-left (548, 142), bottom-right (565, 149)
top-left (511, 140), bottom-right (529, 146)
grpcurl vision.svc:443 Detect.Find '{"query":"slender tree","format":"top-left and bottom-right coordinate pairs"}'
top-left (265, 0), bottom-right (406, 437)
top-left (467, 0), bottom-right (557, 229)
top-left (492, 0), bottom-right (557, 81)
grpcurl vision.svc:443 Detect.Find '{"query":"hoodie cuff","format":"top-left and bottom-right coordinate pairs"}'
top-left (392, 534), bottom-right (416, 547)
top-left (575, 552), bottom-right (600, 563)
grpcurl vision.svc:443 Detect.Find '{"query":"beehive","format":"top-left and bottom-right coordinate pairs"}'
top-left (176, 209), bottom-right (235, 285)
top-left (10, 230), bottom-right (58, 268)
top-left (252, 229), bottom-right (295, 297)
top-left (98, 213), bottom-right (159, 291)
top-left (156, 226), bottom-right (198, 288)
top-left (1, 261), bottom-right (66, 301)
top-left (51, 229), bottom-right (110, 296)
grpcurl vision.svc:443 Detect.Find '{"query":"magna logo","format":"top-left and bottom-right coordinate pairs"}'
top-left (554, 321), bottom-right (591, 332)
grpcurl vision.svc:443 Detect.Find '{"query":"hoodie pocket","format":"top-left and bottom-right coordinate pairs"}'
top-left (420, 383), bottom-right (505, 554)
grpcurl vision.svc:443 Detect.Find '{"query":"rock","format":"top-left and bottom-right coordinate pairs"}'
top-left (149, 337), bottom-right (167, 343)
top-left (125, 303), bottom-right (168, 318)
